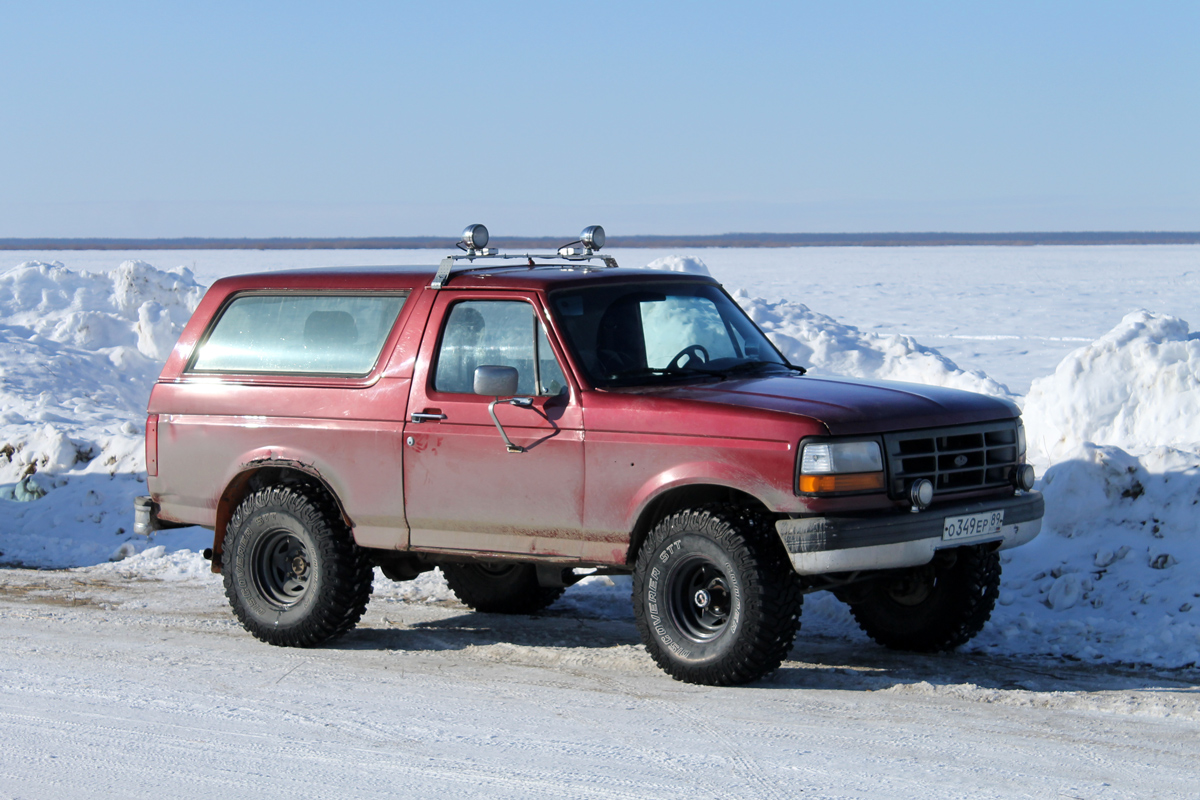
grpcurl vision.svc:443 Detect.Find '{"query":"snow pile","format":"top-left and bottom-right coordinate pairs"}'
top-left (89, 543), bottom-right (216, 580)
top-left (644, 254), bottom-right (1011, 398)
top-left (963, 444), bottom-right (1200, 667)
top-left (733, 289), bottom-right (1014, 399)
top-left (801, 311), bottom-right (1200, 667)
top-left (1023, 310), bottom-right (1200, 466)
top-left (644, 254), bottom-right (711, 276)
top-left (955, 309), bottom-right (1200, 668)
top-left (0, 260), bottom-right (206, 567)
top-left (0, 260), bottom-right (204, 360)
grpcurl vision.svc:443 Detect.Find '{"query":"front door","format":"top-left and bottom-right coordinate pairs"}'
top-left (403, 292), bottom-right (585, 557)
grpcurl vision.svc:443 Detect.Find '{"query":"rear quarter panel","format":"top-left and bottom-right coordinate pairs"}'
top-left (148, 281), bottom-right (435, 550)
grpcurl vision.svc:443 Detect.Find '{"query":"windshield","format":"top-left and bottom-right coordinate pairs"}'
top-left (550, 281), bottom-right (793, 387)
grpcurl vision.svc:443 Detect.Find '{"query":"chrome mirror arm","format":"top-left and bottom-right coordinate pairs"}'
top-left (488, 396), bottom-right (533, 453)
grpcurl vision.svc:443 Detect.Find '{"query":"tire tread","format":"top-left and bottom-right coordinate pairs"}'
top-left (442, 563), bottom-right (565, 614)
top-left (222, 484), bottom-right (373, 647)
top-left (848, 545), bottom-right (1000, 652)
top-left (633, 504), bottom-right (802, 686)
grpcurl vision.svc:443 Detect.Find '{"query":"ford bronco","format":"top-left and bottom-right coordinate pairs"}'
top-left (136, 225), bottom-right (1043, 686)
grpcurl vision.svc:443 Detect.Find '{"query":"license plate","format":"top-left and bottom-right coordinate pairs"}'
top-left (942, 510), bottom-right (1004, 541)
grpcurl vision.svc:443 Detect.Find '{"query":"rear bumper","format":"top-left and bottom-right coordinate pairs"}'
top-left (776, 491), bottom-right (1044, 575)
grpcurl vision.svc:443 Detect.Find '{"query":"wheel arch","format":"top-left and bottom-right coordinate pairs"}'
top-left (210, 460), bottom-right (351, 574)
top-left (624, 483), bottom-right (774, 566)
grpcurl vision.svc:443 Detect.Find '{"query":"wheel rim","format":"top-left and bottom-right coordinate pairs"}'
top-left (666, 554), bottom-right (732, 642)
top-left (883, 564), bottom-right (936, 606)
top-left (251, 528), bottom-right (312, 609)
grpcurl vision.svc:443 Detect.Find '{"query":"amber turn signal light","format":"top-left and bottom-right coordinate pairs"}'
top-left (799, 472), bottom-right (885, 494)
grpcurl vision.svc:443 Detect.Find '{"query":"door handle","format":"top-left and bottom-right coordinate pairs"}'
top-left (410, 412), bottom-right (447, 423)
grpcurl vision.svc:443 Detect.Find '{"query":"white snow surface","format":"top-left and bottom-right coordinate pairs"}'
top-left (0, 260), bottom-right (209, 566)
top-left (733, 288), bottom-right (1014, 399)
top-left (3, 248), bottom-right (1200, 797)
top-left (643, 254), bottom-right (712, 276)
top-left (1024, 309), bottom-right (1200, 463)
top-left (2, 252), bottom-right (1199, 669)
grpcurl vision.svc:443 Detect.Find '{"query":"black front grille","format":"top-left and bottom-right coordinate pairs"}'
top-left (884, 421), bottom-right (1019, 499)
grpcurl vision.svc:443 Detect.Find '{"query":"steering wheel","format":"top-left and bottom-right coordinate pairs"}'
top-left (668, 344), bottom-right (710, 371)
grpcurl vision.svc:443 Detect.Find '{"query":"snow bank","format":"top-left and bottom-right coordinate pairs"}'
top-left (734, 290), bottom-right (1014, 399)
top-left (1024, 310), bottom-right (1200, 466)
top-left (968, 443), bottom-right (1200, 667)
top-left (0, 260), bottom-right (204, 360)
top-left (642, 255), bottom-right (1011, 398)
top-left (963, 309), bottom-right (1200, 668)
top-left (0, 260), bottom-right (205, 567)
top-left (644, 254), bottom-right (711, 276)
top-left (800, 309), bottom-right (1200, 668)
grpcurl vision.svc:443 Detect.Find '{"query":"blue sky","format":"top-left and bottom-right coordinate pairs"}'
top-left (1, 1), bottom-right (1196, 237)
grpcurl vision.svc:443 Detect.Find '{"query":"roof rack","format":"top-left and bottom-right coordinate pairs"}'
top-left (430, 225), bottom-right (618, 289)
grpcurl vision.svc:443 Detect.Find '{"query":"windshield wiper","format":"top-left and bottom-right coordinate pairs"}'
top-left (611, 365), bottom-right (726, 381)
top-left (722, 360), bottom-right (807, 377)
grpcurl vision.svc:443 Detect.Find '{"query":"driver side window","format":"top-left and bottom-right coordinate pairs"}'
top-left (433, 300), bottom-right (567, 396)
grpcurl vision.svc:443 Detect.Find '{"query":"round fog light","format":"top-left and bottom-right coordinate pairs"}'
top-left (1015, 463), bottom-right (1036, 491)
top-left (909, 478), bottom-right (934, 509)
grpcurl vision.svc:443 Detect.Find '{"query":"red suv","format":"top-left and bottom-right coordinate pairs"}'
top-left (136, 226), bottom-right (1042, 686)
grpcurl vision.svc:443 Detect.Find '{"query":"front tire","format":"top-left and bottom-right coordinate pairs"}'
top-left (845, 545), bottom-right (1001, 652)
top-left (222, 484), bottom-right (373, 647)
top-left (632, 506), bottom-right (802, 686)
top-left (441, 562), bottom-right (565, 614)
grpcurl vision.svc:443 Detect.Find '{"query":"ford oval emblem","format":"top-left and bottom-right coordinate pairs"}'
top-left (954, 455), bottom-right (968, 467)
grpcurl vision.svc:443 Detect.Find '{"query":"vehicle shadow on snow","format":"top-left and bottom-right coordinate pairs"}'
top-left (332, 607), bottom-right (1198, 695)
top-left (342, 609), bottom-right (644, 653)
top-left (768, 637), bottom-right (1200, 694)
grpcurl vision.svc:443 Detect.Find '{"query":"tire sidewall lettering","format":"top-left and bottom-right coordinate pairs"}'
top-left (643, 531), bottom-right (743, 663)
top-left (231, 503), bottom-right (320, 625)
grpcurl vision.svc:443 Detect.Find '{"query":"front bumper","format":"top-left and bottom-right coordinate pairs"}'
top-left (776, 491), bottom-right (1044, 575)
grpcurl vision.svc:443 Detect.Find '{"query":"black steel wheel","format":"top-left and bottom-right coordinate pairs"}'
top-left (845, 545), bottom-right (1001, 652)
top-left (666, 553), bottom-right (734, 642)
top-left (441, 561), bottom-right (564, 614)
top-left (250, 528), bottom-right (313, 608)
top-left (222, 484), bottom-right (373, 647)
top-left (632, 505), bottom-right (802, 686)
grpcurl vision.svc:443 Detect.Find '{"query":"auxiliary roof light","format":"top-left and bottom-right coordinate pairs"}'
top-left (559, 225), bottom-right (608, 257)
top-left (461, 224), bottom-right (489, 251)
top-left (580, 225), bottom-right (605, 251)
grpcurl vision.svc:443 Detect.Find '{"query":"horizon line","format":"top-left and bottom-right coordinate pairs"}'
top-left (3, 231), bottom-right (1199, 250)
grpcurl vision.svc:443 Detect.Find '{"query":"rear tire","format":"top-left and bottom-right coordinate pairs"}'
top-left (632, 505), bottom-right (802, 686)
top-left (441, 562), bottom-right (565, 614)
top-left (222, 484), bottom-right (373, 647)
top-left (846, 545), bottom-right (1001, 652)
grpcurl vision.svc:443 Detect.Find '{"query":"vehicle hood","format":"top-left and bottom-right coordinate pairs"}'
top-left (645, 374), bottom-right (1021, 435)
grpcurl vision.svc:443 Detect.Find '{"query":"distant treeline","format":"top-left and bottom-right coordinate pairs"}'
top-left (2, 231), bottom-right (1199, 250)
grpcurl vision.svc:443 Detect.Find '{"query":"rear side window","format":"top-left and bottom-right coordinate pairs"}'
top-left (189, 293), bottom-right (408, 376)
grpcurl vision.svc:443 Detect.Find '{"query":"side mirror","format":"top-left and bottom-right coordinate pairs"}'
top-left (473, 365), bottom-right (531, 454)
top-left (474, 365), bottom-right (519, 397)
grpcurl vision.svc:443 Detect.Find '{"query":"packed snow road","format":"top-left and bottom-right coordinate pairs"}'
top-left (1, 566), bottom-right (1196, 800)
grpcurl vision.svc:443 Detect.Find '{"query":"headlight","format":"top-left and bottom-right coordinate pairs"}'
top-left (1017, 421), bottom-right (1027, 461)
top-left (798, 440), bottom-right (885, 494)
